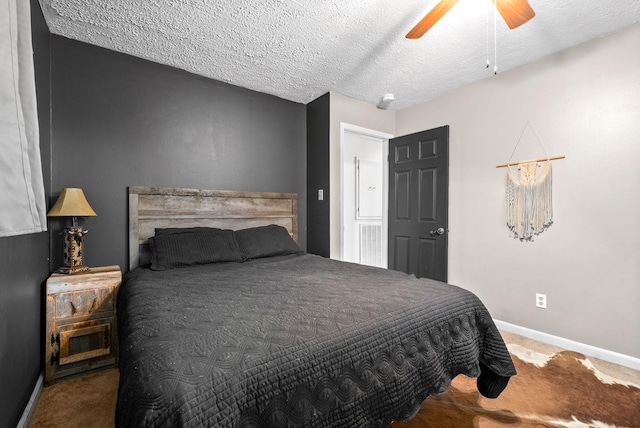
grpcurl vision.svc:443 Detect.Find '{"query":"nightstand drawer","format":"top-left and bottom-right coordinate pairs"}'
top-left (55, 288), bottom-right (114, 319)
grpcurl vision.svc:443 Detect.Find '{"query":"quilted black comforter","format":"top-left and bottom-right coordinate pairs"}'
top-left (116, 254), bottom-right (515, 427)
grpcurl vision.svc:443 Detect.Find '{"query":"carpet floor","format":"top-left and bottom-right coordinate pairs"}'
top-left (28, 332), bottom-right (640, 427)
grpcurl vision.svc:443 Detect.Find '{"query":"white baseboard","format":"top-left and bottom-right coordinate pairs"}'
top-left (495, 320), bottom-right (640, 372)
top-left (17, 373), bottom-right (43, 428)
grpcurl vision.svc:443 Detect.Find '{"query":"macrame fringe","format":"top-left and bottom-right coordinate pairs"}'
top-left (506, 162), bottom-right (553, 241)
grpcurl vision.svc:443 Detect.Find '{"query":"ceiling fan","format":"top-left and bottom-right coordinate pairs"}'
top-left (406, 0), bottom-right (535, 39)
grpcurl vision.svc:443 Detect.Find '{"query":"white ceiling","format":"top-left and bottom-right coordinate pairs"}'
top-left (38, 0), bottom-right (640, 110)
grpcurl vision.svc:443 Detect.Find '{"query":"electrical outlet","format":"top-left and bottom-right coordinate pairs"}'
top-left (536, 293), bottom-right (547, 309)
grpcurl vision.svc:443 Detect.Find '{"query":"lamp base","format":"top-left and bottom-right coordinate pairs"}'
top-left (56, 265), bottom-right (91, 274)
top-left (60, 227), bottom-right (90, 275)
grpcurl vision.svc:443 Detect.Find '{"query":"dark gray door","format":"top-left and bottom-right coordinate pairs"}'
top-left (388, 126), bottom-right (449, 281)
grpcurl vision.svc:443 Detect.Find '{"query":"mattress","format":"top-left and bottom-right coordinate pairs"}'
top-left (116, 253), bottom-right (515, 427)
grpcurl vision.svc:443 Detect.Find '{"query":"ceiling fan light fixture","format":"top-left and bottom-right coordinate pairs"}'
top-left (377, 94), bottom-right (395, 110)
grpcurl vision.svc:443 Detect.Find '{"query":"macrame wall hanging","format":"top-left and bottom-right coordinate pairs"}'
top-left (496, 122), bottom-right (564, 241)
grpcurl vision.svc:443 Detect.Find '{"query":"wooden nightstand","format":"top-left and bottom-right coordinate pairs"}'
top-left (45, 265), bottom-right (122, 385)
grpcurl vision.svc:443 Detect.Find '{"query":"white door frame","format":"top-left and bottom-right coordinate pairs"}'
top-left (339, 122), bottom-right (393, 264)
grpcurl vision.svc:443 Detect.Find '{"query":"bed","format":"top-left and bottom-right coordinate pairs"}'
top-left (116, 186), bottom-right (516, 427)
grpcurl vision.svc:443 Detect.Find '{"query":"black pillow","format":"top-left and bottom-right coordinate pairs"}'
top-left (234, 225), bottom-right (302, 260)
top-left (149, 229), bottom-right (243, 270)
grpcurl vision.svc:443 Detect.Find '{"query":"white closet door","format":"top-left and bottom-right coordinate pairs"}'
top-left (356, 158), bottom-right (383, 220)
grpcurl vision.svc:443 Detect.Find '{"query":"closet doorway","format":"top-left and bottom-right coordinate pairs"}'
top-left (340, 123), bottom-right (393, 268)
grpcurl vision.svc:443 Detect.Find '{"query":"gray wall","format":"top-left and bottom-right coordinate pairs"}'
top-left (0, 1), bottom-right (51, 427)
top-left (50, 37), bottom-right (307, 272)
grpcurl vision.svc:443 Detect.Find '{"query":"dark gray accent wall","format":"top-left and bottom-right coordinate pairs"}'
top-left (306, 94), bottom-right (330, 257)
top-left (49, 37), bottom-right (307, 272)
top-left (0, 1), bottom-right (51, 427)
top-left (0, 236), bottom-right (49, 428)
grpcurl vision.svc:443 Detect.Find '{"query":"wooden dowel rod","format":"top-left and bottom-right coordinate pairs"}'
top-left (496, 155), bottom-right (565, 168)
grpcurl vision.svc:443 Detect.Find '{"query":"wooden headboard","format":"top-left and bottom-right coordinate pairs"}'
top-left (128, 186), bottom-right (298, 270)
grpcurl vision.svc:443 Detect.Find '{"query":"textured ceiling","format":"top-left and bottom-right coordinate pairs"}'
top-left (38, 0), bottom-right (640, 110)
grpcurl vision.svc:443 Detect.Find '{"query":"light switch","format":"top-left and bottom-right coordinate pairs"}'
top-left (318, 189), bottom-right (324, 201)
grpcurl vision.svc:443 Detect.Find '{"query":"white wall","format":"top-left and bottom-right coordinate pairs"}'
top-left (396, 24), bottom-right (640, 358)
top-left (329, 92), bottom-right (396, 259)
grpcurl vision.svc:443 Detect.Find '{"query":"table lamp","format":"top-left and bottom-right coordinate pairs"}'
top-left (47, 188), bottom-right (97, 274)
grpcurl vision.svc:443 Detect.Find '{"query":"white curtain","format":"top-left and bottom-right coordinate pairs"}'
top-left (0, 0), bottom-right (47, 237)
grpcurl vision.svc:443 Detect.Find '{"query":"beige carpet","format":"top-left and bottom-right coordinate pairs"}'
top-left (28, 368), bottom-right (118, 428)
top-left (29, 333), bottom-right (640, 427)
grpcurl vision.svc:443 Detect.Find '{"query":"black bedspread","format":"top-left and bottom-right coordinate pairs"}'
top-left (116, 254), bottom-right (515, 427)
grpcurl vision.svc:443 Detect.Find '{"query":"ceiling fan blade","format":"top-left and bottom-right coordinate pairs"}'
top-left (406, 0), bottom-right (460, 39)
top-left (493, 0), bottom-right (535, 29)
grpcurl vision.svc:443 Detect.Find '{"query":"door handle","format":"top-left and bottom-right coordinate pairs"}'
top-left (430, 227), bottom-right (445, 236)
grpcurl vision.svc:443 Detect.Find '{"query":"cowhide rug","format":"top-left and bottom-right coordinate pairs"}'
top-left (389, 344), bottom-right (640, 428)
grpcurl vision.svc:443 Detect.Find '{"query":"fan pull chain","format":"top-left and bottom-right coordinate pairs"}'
top-left (485, 0), bottom-right (490, 69)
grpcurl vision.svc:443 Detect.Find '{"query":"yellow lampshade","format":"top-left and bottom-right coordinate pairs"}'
top-left (47, 188), bottom-right (97, 217)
